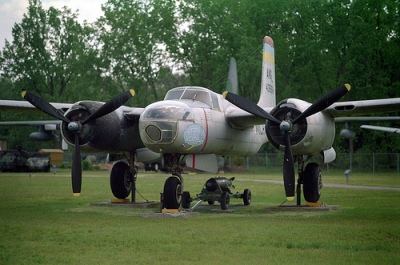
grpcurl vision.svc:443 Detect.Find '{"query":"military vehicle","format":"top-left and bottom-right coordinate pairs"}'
top-left (27, 153), bottom-right (50, 172)
top-left (181, 177), bottom-right (251, 211)
top-left (0, 150), bottom-right (30, 172)
top-left (0, 150), bottom-right (51, 172)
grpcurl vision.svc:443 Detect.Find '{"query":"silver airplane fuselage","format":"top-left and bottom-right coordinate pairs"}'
top-left (139, 86), bottom-right (268, 157)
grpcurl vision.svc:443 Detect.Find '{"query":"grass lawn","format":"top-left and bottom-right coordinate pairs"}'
top-left (0, 169), bottom-right (399, 264)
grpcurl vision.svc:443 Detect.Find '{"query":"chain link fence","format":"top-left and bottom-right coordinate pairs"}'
top-left (226, 153), bottom-right (400, 174)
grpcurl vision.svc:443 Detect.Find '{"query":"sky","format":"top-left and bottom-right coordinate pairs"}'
top-left (0, 0), bottom-right (106, 50)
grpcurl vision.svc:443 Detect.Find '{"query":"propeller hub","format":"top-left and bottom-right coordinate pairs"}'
top-left (68, 122), bottom-right (81, 132)
top-left (280, 121), bottom-right (292, 132)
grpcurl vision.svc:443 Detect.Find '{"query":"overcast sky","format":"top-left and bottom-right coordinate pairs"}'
top-left (0, 0), bottom-right (106, 50)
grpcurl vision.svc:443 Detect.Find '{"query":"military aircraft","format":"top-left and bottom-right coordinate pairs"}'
top-left (1, 36), bottom-right (400, 208)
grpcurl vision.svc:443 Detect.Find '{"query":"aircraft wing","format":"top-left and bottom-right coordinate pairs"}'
top-left (360, 125), bottom-right (400, 134)
top-left (325, 98), bottom-right (400, 117)
top-left (0, 99), bottom-right (144, 118)
top-left (0, 120), bottom-right (61, 127)
top-left (0, 100), bottom-right (73, 113)
top-left (335, 116), bottom-right (400, 123)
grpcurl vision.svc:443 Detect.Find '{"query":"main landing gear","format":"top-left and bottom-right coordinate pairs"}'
top-left (295, 156), bottom-right (323, 206)
top-left (108, 153), bottom-right (185, 209)
top-left (110, 152), bottom-right (138, 202)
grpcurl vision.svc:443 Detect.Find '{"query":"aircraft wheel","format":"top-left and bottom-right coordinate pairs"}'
top-left (303, 162), bottom-right (322, 202)
top-left (181, 191), bottom-right (191, 209)
top-left (243, 189), bottom-right (251, 205)
top-left (110, 161), bottom-right (133, 199)
top-left (163, 176), bottom-right (182, 209)
top-left (220, 192), bottom-right (230, 210)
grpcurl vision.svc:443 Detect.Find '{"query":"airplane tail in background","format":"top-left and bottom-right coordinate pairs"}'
top-left (226, 57), bottom-right (239, 94)
top-left (257, 36), bottom-right (276, 108)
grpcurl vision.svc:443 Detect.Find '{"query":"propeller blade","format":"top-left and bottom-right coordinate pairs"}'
top-left (292, 84), bottom-right (351, 124)
top-left (283, 133), bottom-right (295, 201)
top-left (22, 91), bottom-right (70, 123)
top-left (71, 133), bottom-right (82, 197)
top-left (223, 91), bottom-right (281, 124)
top-left (82, 89), bottom-right (135, 125)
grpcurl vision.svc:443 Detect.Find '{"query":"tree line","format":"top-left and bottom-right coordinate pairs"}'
top-left (0, 0), bottom-right (399, 154)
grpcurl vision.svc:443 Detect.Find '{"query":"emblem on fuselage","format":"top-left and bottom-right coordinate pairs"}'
top-left (183, 124), bottom-right (206, 148)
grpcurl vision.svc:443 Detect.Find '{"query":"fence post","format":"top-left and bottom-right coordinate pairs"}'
top-left (372, 152), bottom-right (375, 174)
top-left (265, 152), bottom-right (268, 174)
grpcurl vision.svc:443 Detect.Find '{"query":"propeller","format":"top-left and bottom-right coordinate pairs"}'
top-left (22, 89), bottom-right (135, 196)
top-left (224, 84), bottom-right (351, 200)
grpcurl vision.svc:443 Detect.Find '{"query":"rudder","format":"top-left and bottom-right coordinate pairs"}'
top-left (257, 36), bottom-right (276, 108)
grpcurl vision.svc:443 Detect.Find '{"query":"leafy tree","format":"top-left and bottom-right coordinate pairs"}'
top-left (97, 0), bottom-right (178, 106)
top-left (0, 0), bottom-right (92, 101)
top-left (1, 0), bottom-right (400, 155)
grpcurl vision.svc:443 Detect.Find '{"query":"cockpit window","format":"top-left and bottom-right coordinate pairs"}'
top-left (141, 101), bottom-right (193, 121)
top-left (164, 90), bottom-right (182, 101)
top-left (164, 86), bottom-right (218, 109)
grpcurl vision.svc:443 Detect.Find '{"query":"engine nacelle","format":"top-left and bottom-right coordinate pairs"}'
top-left (61, 101), bottom-right (144, 152)
top-left (29, 125), bottom-right (56, 141)
top-left (30, 132), bottom-right (53, 141)
top-left (267, 98), bottom-right (336, 155)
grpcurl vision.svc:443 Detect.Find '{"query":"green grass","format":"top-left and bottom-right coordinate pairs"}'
top-left (1, 170), bottom-right (399, 264)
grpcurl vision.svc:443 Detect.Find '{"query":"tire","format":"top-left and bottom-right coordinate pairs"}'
top-left (181, 191), bottom-right (191, 209)
top-left (207, 200), bottom-right (215, 205)
top-left (243, 189), bottom-right (251, 205)
top-left (303, 162), bottom-right (322, 202)
top-left (163, 176), bottom-right (182, 209)
top-left (220, 192), bottom-right (230, 210)
top-left (110, 161), bottom-right (133, 199)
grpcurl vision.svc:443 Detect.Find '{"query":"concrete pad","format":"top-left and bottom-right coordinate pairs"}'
top-left (141, 211), bottom-right (200, 218)
top-left (90, 200), bottom-right (160, 208)
top-left (266, 204), bottom-right (341, 212)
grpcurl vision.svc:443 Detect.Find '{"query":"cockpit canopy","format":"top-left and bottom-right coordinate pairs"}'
top-left (140, 101), bottom-right (193, 121)
top-left (164, 86), bottom-right (220, 110)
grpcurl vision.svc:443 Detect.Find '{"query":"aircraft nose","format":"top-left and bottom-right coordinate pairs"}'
top-left (139, 101), bottom-right (194, 148)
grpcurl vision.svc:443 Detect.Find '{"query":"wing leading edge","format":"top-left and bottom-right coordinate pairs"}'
top-left (325, 98), bottom-right (400, 117)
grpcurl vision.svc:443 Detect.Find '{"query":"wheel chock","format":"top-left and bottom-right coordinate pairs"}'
top-left (161, 208), bottom-right (181, 214)
top-left (305, 201), bottom-right (326, 207)
top-left (111, 198), bottom-right (129, 203)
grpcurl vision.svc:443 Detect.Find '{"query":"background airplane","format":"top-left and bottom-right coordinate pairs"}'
top-left (361, 125), bottom-right (400, 134)
top-left (1, 36), bottom-right (400, 209)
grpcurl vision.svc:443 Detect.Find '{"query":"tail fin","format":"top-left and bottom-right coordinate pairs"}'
top-left (257, 36), bottom-right (276, 108)
top-left (226, 57), bottom-right (239, 94)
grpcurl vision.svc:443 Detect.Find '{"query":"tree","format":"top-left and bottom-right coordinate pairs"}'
top-left (97, 0), bottom-right (178, 106)
top-left (0, 0), bottom-right (96, 101)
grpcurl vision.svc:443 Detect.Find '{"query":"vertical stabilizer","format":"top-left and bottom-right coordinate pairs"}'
top-left (226, 57), bottom-right (239, 94)
top-left (257, 36), bottom-right (276, 108)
